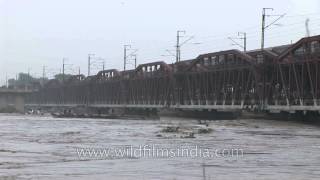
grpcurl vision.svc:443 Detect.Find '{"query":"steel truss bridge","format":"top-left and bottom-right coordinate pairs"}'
top-left (27, 35), bottom-right (320, 114)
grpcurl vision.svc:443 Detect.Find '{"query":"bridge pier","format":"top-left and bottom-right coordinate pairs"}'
top-left (0, 89), bottom-right (30, 113)
top-left (13, 94), bottom-right (25, 113)
top-left (0, 96), bottom-right (7, 111)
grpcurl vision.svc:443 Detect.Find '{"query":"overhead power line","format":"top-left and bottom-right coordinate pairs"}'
top-left (261, 8), bottom-right (286, 49)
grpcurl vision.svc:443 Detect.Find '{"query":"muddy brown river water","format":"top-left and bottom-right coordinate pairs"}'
top-left (0, 114), bottom-right (319, 180)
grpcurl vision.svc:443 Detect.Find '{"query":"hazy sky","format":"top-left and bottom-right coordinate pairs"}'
top-left (0, 0), bottom-right (319, 84)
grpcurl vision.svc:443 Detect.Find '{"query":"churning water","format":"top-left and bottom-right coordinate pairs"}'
top-left (0, 114), bottom-right (319, 179)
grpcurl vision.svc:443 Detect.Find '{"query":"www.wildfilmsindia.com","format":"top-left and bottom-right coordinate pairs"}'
top-left (76, 145), bottom-right (244, 159)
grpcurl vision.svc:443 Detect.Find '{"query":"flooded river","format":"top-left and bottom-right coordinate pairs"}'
top-left (0, 114), bottom-right (319, 180)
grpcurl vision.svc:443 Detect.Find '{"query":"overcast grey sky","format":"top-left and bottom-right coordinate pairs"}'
top-left (0, 0), bottom-right (319, 84)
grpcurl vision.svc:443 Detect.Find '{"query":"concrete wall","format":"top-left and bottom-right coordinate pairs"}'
top-left (0, 93), bottom-right (25, 113)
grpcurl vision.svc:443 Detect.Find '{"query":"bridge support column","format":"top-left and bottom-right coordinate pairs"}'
top-left (14, 95), bottom-right (25, 113)
top-left (0, 92), bottom-right (26, 113)
top-left (0, 96), bottom-right (7, 110)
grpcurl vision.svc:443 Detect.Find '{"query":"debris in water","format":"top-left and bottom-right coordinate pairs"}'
top-left (161, 126), bottom-right (180, 133)
top-left (181, 132), bottom-right (195, 138)
top-left (198, 128), bottom-right (213, 134)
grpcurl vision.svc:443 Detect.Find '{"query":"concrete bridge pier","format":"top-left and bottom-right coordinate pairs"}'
top-left (13, 94), bottom-right (25, 113)
top-left (0, 89), bottom-right (31, 113)
top-left (0, 96), bottom-right (7, 110)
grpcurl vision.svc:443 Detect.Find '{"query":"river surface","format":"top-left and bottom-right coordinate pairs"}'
top-left (0, 114), bottom-right (319, 180)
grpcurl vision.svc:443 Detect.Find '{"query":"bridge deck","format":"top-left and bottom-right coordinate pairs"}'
top-left (26, 103), bottom-right (320, 113)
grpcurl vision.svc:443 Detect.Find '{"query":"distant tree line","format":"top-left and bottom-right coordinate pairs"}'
top-left (7, 73), bottom-right (73, 90)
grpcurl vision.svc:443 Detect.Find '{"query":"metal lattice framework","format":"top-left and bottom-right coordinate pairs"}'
top-left (27, 35), bottom-right (320, 112)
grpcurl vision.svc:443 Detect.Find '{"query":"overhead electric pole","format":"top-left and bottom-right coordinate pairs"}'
top-left (97, 57), bottom-right (105, 71)
top-left (228, 32), bottom-right (247, 52)
top-left (88, 54), bottom-right (95, 76)
top-left (27, 68), bottom-right (31, 82)
top-left (176, 30), bottom-right (185, 63)
top-left (28, 68), bottom-right (30, 77)
top-left (42, 66), bottom-right (46, 79)
top-left (124, 45), bottom-right (131, 71)
top-left (305, 18), bottom-right (310, 37)
top-left (132, 54), bottom-right (137, 68)
top-left (261, 8), bottom-right (272, 50)
top-left (261, 8), bottom-right (285, 50)
top-left (62, 58), bottom-right (66, 82)
top-left (42, 65), bottom-right (46, 85)
top-left (123, 45), bottom-right (138, 70)
top-left (238, 32), bottom-right (247, 52)
top-left (5, 73), bottom-right (8, 88)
